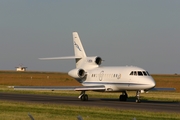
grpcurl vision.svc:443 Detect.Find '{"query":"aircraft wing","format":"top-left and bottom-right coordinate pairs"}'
top-left (150, 87), bottom-right (176, 91)
top-left (14, 85), bottom-right (106, 91)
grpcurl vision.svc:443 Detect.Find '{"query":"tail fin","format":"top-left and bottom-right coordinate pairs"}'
top-left (73, 32), bottom-right (86, 58)
top-left (39, 32), bottom-right (87, 69)
top-left (73, 32), bottom-right (87, 68)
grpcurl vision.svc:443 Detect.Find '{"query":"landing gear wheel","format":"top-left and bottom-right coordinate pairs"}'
top-left (119, 92), bottom-right (128, 101)
top-left (84, 94), bottom-right (88, 101)
top-left (119, 95), bottom-right (127, 101)
top-left (136, 99), bottom-right (141, 103)
top-left (135, 91), bottom-right (141, 103)
top-left (119, 95), bottom-right (123, 101)
top-left (80, 94), bottom-right (88, 101)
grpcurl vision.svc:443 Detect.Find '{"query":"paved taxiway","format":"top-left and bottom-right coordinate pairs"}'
top-left (0, 92), bottom-right (179, 113)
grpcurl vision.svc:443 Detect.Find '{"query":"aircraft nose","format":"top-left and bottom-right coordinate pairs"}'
top-left (148, 77), bottom-right (156, 88)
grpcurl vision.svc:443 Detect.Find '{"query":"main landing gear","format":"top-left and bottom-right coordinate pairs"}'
top-left (119, 91), bottom-right (141, 103)
top-left (119, 91), bottom-right (128, 101)
top-left (79, 91), bottom-right (88, 101)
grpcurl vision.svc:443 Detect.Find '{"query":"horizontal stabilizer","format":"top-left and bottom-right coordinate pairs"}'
top-left (39, 56), bottom-right (81, 60)
top-left (14, 86), bottom-right (106, 91)
top-left (150, 87), bottom-right (176, 91)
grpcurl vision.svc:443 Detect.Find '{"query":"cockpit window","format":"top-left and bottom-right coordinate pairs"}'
top-left (130, 71), bottom-right (133, 75)
top-left (143, 71), bottom-right (147, 76)
top-left (134, 71), bottom-right (137, 76)
top-left (138, 71), bottom-right (143, 76)
top-left (130, 71), bottom-right (150, 76)
top-left (146, 71), bottom-right (150, 76)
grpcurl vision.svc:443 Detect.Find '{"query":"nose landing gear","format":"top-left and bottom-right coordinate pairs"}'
top-left (135, 90), bottom-right (141, 103)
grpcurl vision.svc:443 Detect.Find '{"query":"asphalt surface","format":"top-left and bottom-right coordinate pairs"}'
top-left (0, 92), bottom-right (180, 113)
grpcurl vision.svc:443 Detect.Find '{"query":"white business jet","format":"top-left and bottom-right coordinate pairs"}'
top-left (14, 32), bottom-right (175, 103)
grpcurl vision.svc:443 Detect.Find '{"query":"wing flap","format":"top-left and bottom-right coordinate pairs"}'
top-left (14, 86), bottom-right (106, 91)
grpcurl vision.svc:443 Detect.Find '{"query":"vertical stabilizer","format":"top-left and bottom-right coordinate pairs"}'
top-left (73, 32), bottom-right (87, 58)
top-left (73, 32), bottom-right (87, 68)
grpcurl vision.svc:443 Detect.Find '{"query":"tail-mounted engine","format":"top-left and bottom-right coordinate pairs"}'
top-left (68, 68), bottom-right (86, 79)
top-left (68, 56), bottom-right (102, 79)
top-left (87, 56), bottom-right (102, 66)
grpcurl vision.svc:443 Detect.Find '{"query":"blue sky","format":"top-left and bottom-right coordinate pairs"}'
top-left (0, 0), bottom-right (180, 74)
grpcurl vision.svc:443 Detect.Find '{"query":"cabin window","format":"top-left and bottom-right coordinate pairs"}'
top-left (92, 74), bottom-right (96, 77)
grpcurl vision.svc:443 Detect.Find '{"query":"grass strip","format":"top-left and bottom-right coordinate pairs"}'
top-left (0, 100), bottom-right (180, 120)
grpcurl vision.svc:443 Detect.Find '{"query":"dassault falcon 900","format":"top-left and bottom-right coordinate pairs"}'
top-left (14, 32), bottom-right (175, 103)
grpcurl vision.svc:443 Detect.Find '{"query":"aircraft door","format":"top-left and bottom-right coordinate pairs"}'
top-left (99, 71), bottom-right (104, 81)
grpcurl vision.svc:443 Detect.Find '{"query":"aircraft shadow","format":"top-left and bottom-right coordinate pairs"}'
top-left (100, 97), bottom-right (178, 103)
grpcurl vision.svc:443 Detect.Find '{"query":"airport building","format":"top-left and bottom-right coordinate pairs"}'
top-left (16, 66), bottom-right (27, 71)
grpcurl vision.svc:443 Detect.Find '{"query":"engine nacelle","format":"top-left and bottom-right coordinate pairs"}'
top-left (87, 56), bottom-right (102, 66)
top-left (68, 68), bottom-right (86, 79)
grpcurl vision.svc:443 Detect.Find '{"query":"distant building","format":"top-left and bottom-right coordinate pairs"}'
top-left (16, 66), bottom-right (27, 71)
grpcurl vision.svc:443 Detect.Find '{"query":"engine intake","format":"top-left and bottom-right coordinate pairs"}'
top-left (87, 56), bottom-right (102, 66)
top-left (95, 57), bottom-right (102, 65)
top-left (68, 69), bottom-right (86, 79)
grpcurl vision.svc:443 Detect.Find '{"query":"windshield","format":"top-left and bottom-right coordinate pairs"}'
top-left (129, 71), bottom-right (150, 76)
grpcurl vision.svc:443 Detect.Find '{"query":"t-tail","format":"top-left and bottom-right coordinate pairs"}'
top-left (72, 32), bottom-right (102, 69)
top-left (39, 32), bottom-right (102, 70)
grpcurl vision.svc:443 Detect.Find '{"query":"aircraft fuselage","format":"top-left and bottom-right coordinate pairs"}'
top-left (80, 66), bottom-right (155, 92)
